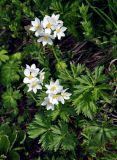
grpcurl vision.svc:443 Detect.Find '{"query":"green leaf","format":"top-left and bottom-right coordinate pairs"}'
top-left (28, 115), bottom-right (77, 151)
top-left (0, 50), bottom-right (9, 62)
top-left (28, 114), bottom-right (51, 139)
top-left (8, 150), bottom-right (20, 160)
top-left (2, 88), bottom-right (21, 109)
top-left (0, 60), bottom-right (20, 85)
top-left (0, 135), bottom-right (10, 154)
top-left (73, 66), bottom-right (111, 119)
top-left (9, 130), bottom-right (17, 151)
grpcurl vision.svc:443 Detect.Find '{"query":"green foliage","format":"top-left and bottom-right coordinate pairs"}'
top-left (0, 50), bottom-right (9, 64)
top-left (0, 123), bottom-right (25, 160)
top-left (0, 0), bottom-right (117, 159)
top-left (73, 66), bottom-right (111, 119)
top-left (79, 3), bottom-right (94, 39)
top-left (0, 60), bottom-right (21, 86)
top-left (58, 63), bottom-right (85, 84)
top-left (28, 114), bottom-right (77, 151)
top-left (2, 88), bottom-right (21, 109)
top-left (82, 121), bottom-right (117, 158)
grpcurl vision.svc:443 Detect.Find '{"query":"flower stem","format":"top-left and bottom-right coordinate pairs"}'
top-left (30, 93), bottom-right (39, 105)
top-left (51, 46), bottom-right (59, 63)
top-left (51, 46), bottom-right (72, 79)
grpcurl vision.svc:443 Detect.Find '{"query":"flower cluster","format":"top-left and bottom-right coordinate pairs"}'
top-left (23, 64), bottom-right (45, 94)
top-left (30, 14), bottom-right (67, 46)
top-left (41, 79), bottom-right (71, 110)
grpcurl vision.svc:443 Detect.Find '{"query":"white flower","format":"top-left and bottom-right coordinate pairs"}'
top-left (27, 79), bottom-right (42, 94)
top-left (48, 94), bottom-right (60, 105)
top-left (51, 14), bottom-right (63, 26)
top-left (30, 17), bottom-right (43, 37)
top-left (58, 89), bottom-right (71, 104)
top-left (41, 97), bottom-right (55, 110)
top-left (42, 15), bottom-right (55, 34)
top-left (23, 64), bottom-right (39, 84)
top-left (37, 33), bottom-right (54, 46)
top-left (54, 25), bottom-right (67, 40)
top-left (45, 79), bottom-right (63, 94)
top-left (39, 69), bottom-right (45, 84)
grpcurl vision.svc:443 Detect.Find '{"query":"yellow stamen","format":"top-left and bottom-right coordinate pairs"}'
top-left (32, 82), bottom-right (38, 88)
top-left (46, 23), bottom-right (52, 28)
top-left (35, 24), bottom-right (40, 29)
top-left (28, 75), bottom-right (33, 80)
top-left (52, 95), bottom-right (59, 99)
top-left (51, 86), bottom-right (56, 91)
top-left (44, 36), bottom-right (49, 40)
top-left (57, 29), bottom-right (61, 33)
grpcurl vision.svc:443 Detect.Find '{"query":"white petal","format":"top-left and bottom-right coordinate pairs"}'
top-left (59, 96), bottom-right (65, 104)
top-left (35, 17), bottom-right (40, 24)
top-left (43, 19), bottom-right (48, 28)
top-left (27, 86), bottom-right (32, 92)
top-left (37, 85), bottom-right (42, 90)
top-left (31, 64), bottom-right (36, 69)
top-left (58, 34), bottom-right (61, 40)
top-left (24, 69), bottom-right (30, 76)
top-left (33, 88), bottom-right (37, 94)
top-left (54, 31), bottom-right (57, 37)
top-left (31, 19), bottom-right (39, 27)
top-left (35, 30), bottom-right (41, 37)
top-left (58, 20), bottom-right (63, 24)
top-left (30, 27), bottom-right (36, 31)
top-left (55, 79), bottom-right (60, 85)
top-left (37, 37), bottom-right (43, 43)
top-left (45, 28), bottom-right (51, 34)
top-left (31, 20), bottom-right (36, 26)
top-left (61, 27), bottom-right (67, 31)
top-left (61, 33), bottom-right (65, 37)
top-left (47, 104), bottom-right (54, 110)
top-left (55, 14), bottom-right (60, 20)
top-left (48, 38), bottom-right (53, 45)
top-left (45, 84), bottom-right (50, 89)
top-left (42, 41), bottom-right (47, 46)
top-left (41, 97), bottom-right (48, 106)
top-left (23, 77), bottom-right (30, 84)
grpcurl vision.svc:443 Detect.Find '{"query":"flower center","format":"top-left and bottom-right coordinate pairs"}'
top-left (51, 86), bottom-right (56, 91)
top-left (35, 24), bottom-right (40, 29)
top-left (32, 82), bottom-right (38, 88)
top-left (46, 23), bottom-right (52, 28)
top-left (57, 29), bottom-right (61, 33)
top-left (44, 36), bottom-right (49, 40)
top-left (52, 95), bottom-right (59, 99)
top-left (28, 75), bottom-right (33, 80)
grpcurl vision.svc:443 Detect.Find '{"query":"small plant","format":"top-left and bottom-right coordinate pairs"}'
top-left (0, 1), bottom-right (117, 159)
top-left (0, 124), bottom-right (26, 160)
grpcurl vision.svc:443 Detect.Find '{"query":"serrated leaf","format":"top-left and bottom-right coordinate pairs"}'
top-left (2, 88), bottom-right (21, 108)
top-left (0, 50), bottom-right (9, 62)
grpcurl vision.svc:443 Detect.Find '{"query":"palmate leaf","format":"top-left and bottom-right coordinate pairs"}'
top-left (28, 115), bottom-right (77, 151)
top-left (28, 114), bottom-right (51, 139)
top-left (2, 88), bottom-right (22, 109)
top-left (0, 60), bottom-right (20, 85)
top-left (73, 66), bottom-right (111, 119)
top-left (58, 63), bottom-right (85, 83)
top-left (50, 105), bottom-right (75, 122)
top-left (52, 122), bottom-right (77, 151)
top-left (83, 122), bottom-right (117, 146)
top-left (73, 92), bottom-right (97, 119)
top-left (0, 50), bottom-right (9, 63)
